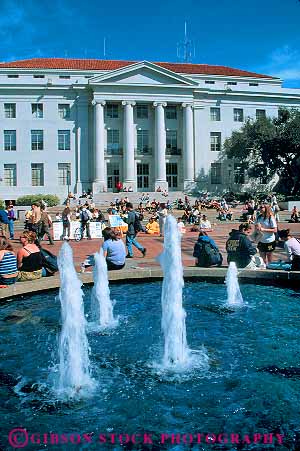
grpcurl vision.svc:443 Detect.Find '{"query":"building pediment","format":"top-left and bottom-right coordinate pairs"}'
top-left (88, 61), bottom-right (197, 87)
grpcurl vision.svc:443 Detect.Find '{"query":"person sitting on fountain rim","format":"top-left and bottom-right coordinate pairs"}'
top-left (226, 223), bottom-right (259, 270)
top-left (102, 227), bottom-right (126, 271)
top-left (278, 229), bottom-right (300, 271)
top-left (17, 231), bottom-right (43, 281)
top-left (193, 231), bottom-right (222, 267)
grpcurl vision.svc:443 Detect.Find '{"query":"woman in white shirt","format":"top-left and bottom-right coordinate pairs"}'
top-left (199, 215), bottom-right (212, 231)
top-left (255, 205), bottom-right (277, 265)
top-left (278, 229), bottom-right (300, 271)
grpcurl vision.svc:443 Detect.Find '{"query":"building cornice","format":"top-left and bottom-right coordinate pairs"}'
top-left (194, 89), bottom-right (300, 101)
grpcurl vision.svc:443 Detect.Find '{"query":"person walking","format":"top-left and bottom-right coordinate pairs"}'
top-left (61, 206), bottom-right (71, 240)
top-left (38, 205), bottom-right (54, 245)
top-left (123, 202), bottom-right (146, 258)
top-left (0, 208), bottom-right (9, 237)
top-left (31, 202), bottom-right (42, 234)
top-left (80, 206), bottom-right (92, 240)
top-left (7, 205), bottom-right (16, 239)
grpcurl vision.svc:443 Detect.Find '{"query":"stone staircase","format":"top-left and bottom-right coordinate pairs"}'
top-left (91, 191), bottom-right (195, 207)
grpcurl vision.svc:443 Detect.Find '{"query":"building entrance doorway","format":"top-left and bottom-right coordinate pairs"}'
top-left (137, 163), bottom-right (149, 190)
top-left (166, 162), bottom-right (178, 189)
top-left (107, 163), bottom-right (120, 192)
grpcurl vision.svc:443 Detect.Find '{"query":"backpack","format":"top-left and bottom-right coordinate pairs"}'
top-left (193, 240), bottom-right (222, 267)
top-left (41, 211), bottom-right (51, 227)
top-left (40, 248), bottom-right (58, 274)
top-left (133, 213), bottom-right (143, 234)
top-left (81, 210), bottom-right (89, 222)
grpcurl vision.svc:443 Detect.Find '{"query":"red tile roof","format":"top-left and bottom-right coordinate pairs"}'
top-left (0, 57), bottom-right (276, 79)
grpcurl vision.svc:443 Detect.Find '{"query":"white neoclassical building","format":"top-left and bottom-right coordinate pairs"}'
top-left (0, 57), bottom-right (300, 202)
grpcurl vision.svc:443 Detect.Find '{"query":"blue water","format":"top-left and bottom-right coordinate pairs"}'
top-left (0, 282), bottom-right (300, 451)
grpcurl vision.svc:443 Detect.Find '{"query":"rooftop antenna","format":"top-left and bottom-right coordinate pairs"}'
top-left (103, 37), bottom-right (106, 59)
top-left (176, 21), bottom-right (195, 63)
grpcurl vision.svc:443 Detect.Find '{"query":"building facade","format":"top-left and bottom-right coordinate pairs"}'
top-left (0, 57), bottom-right (300, 202)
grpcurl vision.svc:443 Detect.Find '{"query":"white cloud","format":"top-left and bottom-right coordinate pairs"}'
top-left (255, 45), bottom-right (300, 85)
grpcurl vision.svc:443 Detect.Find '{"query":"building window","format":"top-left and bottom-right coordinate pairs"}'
top-left (107, 129), bottom-right (120, 153)
top-left (4, 164), bottom-right (17, 186)
top-left (137, 163), bottom-right (149, 189)
top-left (234, 163), bottom-right (245, 184)
top-left (7, 75), bottom-right (19, 78)
top-left (31, 130), bottom-right (44, 150)
top-left (205, 80), bottom-right (215, 85)
top-left (58, 104), bottom-right (70, 119)
top-left (33, 75), bottom-right (45, 78)
top-left (210, 132), bottom-right (221, 152)
top-left (227, 82), bottom-right (237, 86)
top-left (58, 130), bottom-right (71, 151)
top-left (137, 104), bottom-right (148, 119)
top-left (166, 106), bottom-right (177, 120)
top-left (210, 107), bottom-right (221, 121)
top-left (4, 130), bottom-right (16, 151)
top-left (234, 108), bottom-right (244, 122)
top-left (59, 75), bottom-right (70, 79)
top-left (106, 104), bottom-right (118, 119)
top-left (166, 130), bottom-right (178, 153)
top-left (166, 162), bottom-right (178, 188)
top-left (137, 130), bottom-right (149, 153)
top-left (107, 162), bottom-right (120, 189)
top-left (58, 163), bottom-right (71, 186)
top-left (4, 103), bottom-right (16, 118)
top-left (249, 82), bottom-right (258, 86)
top-left (211, 163), bottom-right (222, 184)
top-left (32, 103), bottom-right (43, 118)
top-left (31, 163), bottom-right (44, 186)
top-left (256, 109), bottom-right (266, 120)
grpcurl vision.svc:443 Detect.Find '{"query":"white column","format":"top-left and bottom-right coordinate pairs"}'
top-left (153, 102), bottom-right (168, 191)
top-left (182, 103), bottom-right (195, 189)
top-left (75, 95), bottom-right (82, 194)
top-left (122, 101), bottom-right (136, 190)
top-left (93, 100), bottom-right (106, 193)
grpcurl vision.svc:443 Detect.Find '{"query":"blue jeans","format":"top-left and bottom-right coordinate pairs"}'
top-left (0, 276), bottom-right (17, 285)
top-left (8, 219), bottom-right (14, 238)
top-left (126, 234), bottom-right (144, 257)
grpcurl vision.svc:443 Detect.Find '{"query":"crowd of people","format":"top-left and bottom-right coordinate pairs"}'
top-left (0, 192), bottom-right (299, 287)
top-left (192, 203), bottom-right (300, 271)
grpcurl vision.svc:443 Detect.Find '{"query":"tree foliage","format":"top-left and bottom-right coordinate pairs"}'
top-left (16, 194), bottom-right (60, 207)
top-left (223, 108), bottom-right (300, 195)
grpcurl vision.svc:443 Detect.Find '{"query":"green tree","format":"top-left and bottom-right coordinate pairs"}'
top-left (223, 108), bottom-right (300, 195)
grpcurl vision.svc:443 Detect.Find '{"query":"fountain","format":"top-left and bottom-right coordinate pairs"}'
top-left (56, 242), bottom-right (95, 397)
top-left (158, 215), bottom-right (209, 370)
top-left (225, 262), bottom-right (244, 306)
top-left (1, 236), bottom-right (299, 449)
top-left (90, 249), bottom-right (118, 330)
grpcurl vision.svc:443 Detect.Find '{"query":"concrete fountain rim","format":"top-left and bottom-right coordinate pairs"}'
top-left (0, 267), bottom-right (299, 302)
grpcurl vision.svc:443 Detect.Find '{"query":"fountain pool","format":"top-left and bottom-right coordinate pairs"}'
top-left (1, 281), bottom-right (300, 450)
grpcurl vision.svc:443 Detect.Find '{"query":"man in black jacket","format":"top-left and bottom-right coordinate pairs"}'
top-left (226, 223), bottom-right (257, 269)
top-left (122, 203), bottom-right (147, 258)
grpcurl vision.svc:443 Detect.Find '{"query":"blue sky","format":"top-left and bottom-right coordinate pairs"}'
top-left (0, 0), bottom-right (300, 87)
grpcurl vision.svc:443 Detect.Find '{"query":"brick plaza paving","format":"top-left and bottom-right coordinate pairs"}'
top-left (10, 217), bottom-right (300, 272)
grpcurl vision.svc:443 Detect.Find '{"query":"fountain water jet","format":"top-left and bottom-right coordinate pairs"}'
top-left (90, 249), bottom-right (118, 330)
top-left (226, 262), bottom-right (244, 306)
top-left (158, 215), bottom-right (209, 371)
top-left (56, 242), bottom-right (95, 397)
